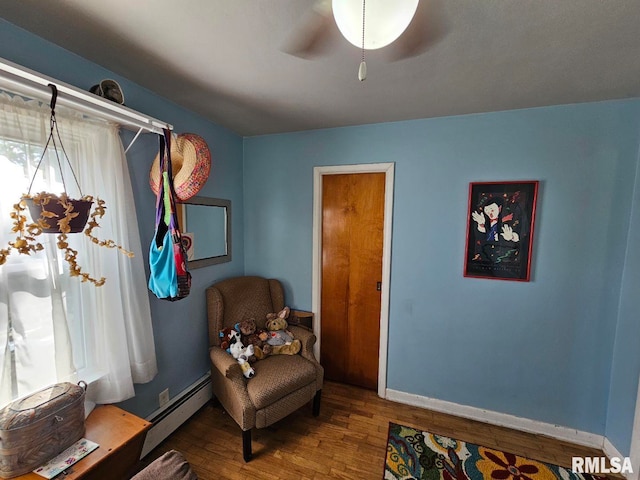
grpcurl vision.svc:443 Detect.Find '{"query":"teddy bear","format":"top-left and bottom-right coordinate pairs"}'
top-left (235, 318), bottom-right (272, 360)
top-left (219, 327), bottom-right (255, 378)
top-left (263, 306), bottom-right (301, 356)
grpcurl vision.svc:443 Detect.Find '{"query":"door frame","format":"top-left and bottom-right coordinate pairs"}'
top-left (630, 378), bottom-right (640, 480)
top-left (311, 162), bottom-right (394, 398)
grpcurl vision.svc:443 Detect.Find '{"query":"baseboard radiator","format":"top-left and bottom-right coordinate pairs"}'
top-left (140, 372), bottom-right (213, 458)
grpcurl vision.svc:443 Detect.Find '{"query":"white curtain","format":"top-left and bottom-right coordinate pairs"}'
top-left (0, 92), bottom-right (157, 407)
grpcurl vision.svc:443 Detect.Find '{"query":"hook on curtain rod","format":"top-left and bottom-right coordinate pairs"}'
top-left (48, 84), bottom-right (58, 113)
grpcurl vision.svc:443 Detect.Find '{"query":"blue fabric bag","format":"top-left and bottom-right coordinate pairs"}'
top-left (148, 129), bottom-right (191, 300)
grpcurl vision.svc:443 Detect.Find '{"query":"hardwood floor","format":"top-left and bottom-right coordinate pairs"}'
top-left (140, 381), bottom-right (610, 480)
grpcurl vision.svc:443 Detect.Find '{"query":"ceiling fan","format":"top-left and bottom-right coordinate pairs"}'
top-left (282, 0), bottom-right (448, 81)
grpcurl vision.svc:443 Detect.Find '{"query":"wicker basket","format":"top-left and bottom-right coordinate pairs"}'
top-left (0, 382), bottom-right (86, 478)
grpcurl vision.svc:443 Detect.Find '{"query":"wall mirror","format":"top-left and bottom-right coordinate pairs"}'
top-left (177, 196), bottom-right (231, 268)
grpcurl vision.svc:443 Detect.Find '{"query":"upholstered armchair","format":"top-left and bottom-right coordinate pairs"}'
top-left (206, 276), bottom-right (323, 462)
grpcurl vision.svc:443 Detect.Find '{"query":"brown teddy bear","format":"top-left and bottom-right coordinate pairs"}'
top-left (235, 318), bottom-right (272, 360)
top-left (263, 307), bottom-right (301, 356)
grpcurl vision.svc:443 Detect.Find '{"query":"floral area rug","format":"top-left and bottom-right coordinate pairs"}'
top-left (384, 422), bottom-right (604, 480)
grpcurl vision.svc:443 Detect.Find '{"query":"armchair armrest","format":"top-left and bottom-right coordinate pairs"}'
top-left (289, 325), bottom-right (323, 390)
top-left (209, 347), bottom-right (243, 380)
top-left (290, 325), bottom-right (317, 361)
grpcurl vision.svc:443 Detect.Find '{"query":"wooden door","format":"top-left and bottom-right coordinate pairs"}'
top-left (320, 172), bottom-right (385, 390)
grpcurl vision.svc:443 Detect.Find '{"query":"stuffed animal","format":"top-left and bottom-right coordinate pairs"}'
top-left (235, 318), bottom-right (272, 360)
top-left (229, 337), bottom-right (255, 362)
top-left (229, 340), bottom-right (256, 379)
top-left (219, 327), bottom-right (256, 378)
top-left (237, 358), bottom-right (255, 379)
top-left (263, 307), bottom-right (301, 355)
top-left (219, 327), bottom-right (238, 352)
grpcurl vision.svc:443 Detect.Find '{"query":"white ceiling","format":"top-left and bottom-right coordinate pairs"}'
top-left (2, 0), bottom-right (640, 136)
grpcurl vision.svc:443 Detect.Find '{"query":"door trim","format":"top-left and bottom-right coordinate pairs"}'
top-left (629, 377), bottom-right (640, 480)
top-left (312, 162), bottom-right (394, 398)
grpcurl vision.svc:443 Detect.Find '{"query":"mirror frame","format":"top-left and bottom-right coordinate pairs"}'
top-left (178, 196), bottom-right (232, 269)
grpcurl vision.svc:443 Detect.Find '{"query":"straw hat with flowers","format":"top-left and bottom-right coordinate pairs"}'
top-left (149, 133), bottom-right (211, 201)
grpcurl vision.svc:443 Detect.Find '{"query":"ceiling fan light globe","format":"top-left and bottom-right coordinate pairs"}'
top-left (332, 0), bottom-right (419, 50)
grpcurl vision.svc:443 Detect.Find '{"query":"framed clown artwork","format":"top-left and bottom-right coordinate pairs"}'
top-left (464, 181), bottom-right (539, 281)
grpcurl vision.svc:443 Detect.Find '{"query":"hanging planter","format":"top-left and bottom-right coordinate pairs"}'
top-left (0, 84), bottom-right (133, 286)
top-left (22, 193), bottom-right (93, 234)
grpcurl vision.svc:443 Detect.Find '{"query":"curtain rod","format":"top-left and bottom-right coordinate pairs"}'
top-left (0, 56), bottom-right (172, 138)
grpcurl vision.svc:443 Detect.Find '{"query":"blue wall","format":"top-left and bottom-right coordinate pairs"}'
top-left (244, 101), bottom-right (640, 443)
top-left (607, 144), bottom-right (640, 456)
top-left (3, 15), bottom-right (640, 456)
top-left (0, 19), bottom-right (245, 418)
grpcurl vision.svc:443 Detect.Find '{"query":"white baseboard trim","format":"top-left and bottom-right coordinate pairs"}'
top-left (385, 388), bottom-right (604, 450)
top-left (603, 437), bottom-right (635, 480)
top-left (140, 372), bottom-right (213, 458)
top-left (603, 437), bottom-right (625, 461)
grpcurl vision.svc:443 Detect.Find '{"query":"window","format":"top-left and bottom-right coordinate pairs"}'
top-left (0, 91), bottom-right (157, 407)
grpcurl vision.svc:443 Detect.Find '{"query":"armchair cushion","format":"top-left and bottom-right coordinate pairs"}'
top-left (207, 276), bottom-right (284, 348)
top-left (247, 355), bottom-right (317, 409)
top-left (131, 450), bottom-right (197, 480)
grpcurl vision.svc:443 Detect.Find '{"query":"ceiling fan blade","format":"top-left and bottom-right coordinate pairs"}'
top-left (386, 0), bottom-right (449, 61)
top-left (281, 0), bottom-right (335, 59)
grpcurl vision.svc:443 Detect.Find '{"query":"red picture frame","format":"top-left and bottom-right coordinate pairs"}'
top-left (464, 181), bottom-right (539, 281)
